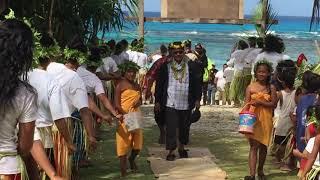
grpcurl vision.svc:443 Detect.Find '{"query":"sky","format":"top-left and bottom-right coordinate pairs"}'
top-left (144, 0), bottom-right (314, 17)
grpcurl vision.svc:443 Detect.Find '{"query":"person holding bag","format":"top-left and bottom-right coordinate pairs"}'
top-left (243, 60), bottom-right (277, 180)
top-left (114, 61), bottom-right (143, 177)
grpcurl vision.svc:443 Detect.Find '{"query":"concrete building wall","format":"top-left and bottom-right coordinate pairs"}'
top-left (161, 0), bottom-right (244, 19)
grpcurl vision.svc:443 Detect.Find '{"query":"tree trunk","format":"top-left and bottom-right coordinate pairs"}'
top-left (138, 0), bottom-right (144, 39)
top-left (0, 0), bottom-right (9, 16)
top-left (48, 0), bottom-right (55, 36)
top-left (261, 0), bottom-right (268, 38)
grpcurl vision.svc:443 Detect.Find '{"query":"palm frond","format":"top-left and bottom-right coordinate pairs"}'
top-left (265, 3), bottom-right (278, 33)
top-left (252, 0), bottom-right (277, 37)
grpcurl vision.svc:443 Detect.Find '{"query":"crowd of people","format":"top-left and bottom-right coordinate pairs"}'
top-left (1, 18), bottom-right (320, 180)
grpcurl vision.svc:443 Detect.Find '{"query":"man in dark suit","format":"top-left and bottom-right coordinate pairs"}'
top-left (155, 41), bottom-right (202, 161)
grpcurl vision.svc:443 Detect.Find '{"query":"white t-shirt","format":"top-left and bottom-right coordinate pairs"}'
top-left (306, 137), bottom-right (320, 167)
top-left (136, 52), bottom-right (148, 68)
top-left (96, 57), bottom-right (119, 74)
top-left (215, 70), bottom-right (226, 90)
top-left (47, 62), bottom-right (88, 114)
top-left (245, 48), bottom-right (262, 65)
top-left (0, 85), bottom-right (38, 174)
top-left (115, 53), bottom-right (127, 65)
top-left (253, 52), bottom-right (291, 73)
top-left (275, 90), bottom-right (296, 136)
top-left (28, 69), bottom-right (70, 128)
top-left (223, 67), bottom-right (234, 83)
top-left (77, 67), bottom-right (105, 95)
top-left (228, 50), bottom-right (246, 72)
top-left (238, 48), bottom-right (255, 65)
top-left (125, 50), bottom-right (148, 68)
top-left (126, 50), bottom-right (139, 63)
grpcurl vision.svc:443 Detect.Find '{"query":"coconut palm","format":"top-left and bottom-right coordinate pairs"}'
top-left (7, 0), bottom-right (138, 45)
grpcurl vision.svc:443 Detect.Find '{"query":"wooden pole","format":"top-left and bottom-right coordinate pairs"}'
top-left (261, 0), bottom-right (268, 37)
top-left (138, 0), bottom-right (144, 39)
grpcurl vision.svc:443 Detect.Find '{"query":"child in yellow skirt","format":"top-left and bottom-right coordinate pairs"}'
top-left (244, 60), bottom-right (277, 180)
top-left (115, 61), bottom-right (143, 177)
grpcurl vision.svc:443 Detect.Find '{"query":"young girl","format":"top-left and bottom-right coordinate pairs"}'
top-left (273, 60), bottom-right (297, 171)
top-left (244, 61), bottom-right (277, 180)
top-left (298, 105), bottom-right (320, 179)
top-left (0, 19), bottom-right (37, 180)
top-left (296, 71), bottom-right (320, 174)
top-left (115, 61), bottom-right (143, 177)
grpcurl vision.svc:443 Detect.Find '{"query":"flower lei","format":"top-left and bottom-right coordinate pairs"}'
top-left (170, 58), bottom-right (187, 83)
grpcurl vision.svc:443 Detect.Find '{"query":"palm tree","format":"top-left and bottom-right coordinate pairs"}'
top-left (7, 0), bottom-right (138, 46)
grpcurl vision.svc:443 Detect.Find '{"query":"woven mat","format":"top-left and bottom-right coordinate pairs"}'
top-left (147, 147), bottom-right (227, 180)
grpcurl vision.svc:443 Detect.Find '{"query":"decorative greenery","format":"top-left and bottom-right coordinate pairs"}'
top-left (170, 59), bottom-right (187, 83)
top-left (63, 48), bottom-right (88, 64)
top-left (294, 59), bottom-right (320, 88)
top-left (252, 0), bottom-right (278, 37)
top-left (307, 107), bottom-right (320, 128)
top-left (4, 8), bottom-right (15, 19)
top-left (118, 61), bottom-right (140, 75)
top-left (253, 59), bottom-right (274, 73)
top-left (130, 38), bottom-right (145, 52)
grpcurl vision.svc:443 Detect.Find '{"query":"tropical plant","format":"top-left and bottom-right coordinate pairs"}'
top-left (7, 0), bottom-right (138, 46)
top-left (252, 0), bottom-right (278, 37)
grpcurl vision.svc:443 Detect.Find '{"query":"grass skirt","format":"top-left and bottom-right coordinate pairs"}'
top-left (230, 68), bottom-right (252, 103)
top-left (52, 119), bottom-right (73, 179)
top-left (72, 118), bottom-right (87, 170)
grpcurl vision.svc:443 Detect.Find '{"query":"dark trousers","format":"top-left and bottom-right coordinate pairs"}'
top-left (154, 108), bottom-right (166, 127)
top-left (202, 82), bottom-right (208, 105)
top-left (165, 107), bottom-right (191, 150)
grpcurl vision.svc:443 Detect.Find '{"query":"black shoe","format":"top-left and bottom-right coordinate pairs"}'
top-left (166, 154), bottom-right (176, 161)
top-left (244, 176), bottom-right (255, 180)
top-left (178, 149), bottom-right (188, 158)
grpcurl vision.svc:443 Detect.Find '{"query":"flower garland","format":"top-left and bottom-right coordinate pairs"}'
top-left (170, 59), bottom-right (187, 83)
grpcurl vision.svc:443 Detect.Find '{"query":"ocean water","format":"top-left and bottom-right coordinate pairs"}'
top-left (102, 12), bottom-right (320, 68)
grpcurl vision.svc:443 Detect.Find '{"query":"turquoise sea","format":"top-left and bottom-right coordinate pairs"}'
top-left (103, 12), bottom-right (320, 68)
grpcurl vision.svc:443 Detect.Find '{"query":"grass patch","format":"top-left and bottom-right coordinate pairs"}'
top-left (80, 113), bottom-right (298, 179)
top-left (190, 132), bottom-right (298, 180)
top-left (80, 124), bottom-right (158, 180)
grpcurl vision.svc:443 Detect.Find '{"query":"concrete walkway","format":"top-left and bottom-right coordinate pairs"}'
top-left (147, 147), bottom-right (227, 180)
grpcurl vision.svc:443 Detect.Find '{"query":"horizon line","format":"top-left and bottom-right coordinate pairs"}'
top-left (143, 11), bottom-right (312, 18)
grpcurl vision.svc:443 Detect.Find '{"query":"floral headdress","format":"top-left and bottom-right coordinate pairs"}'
top-left (254, 59), bottom-right (274, 73)
top-left (118, 61), bottom-right (140, 75)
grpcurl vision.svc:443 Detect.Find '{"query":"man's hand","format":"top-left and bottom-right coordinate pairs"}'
top-left (115, 114), bottom-right (123, 120)
top-left (51, 175), bottom-right (66, 180)
top-left (154, 103), bottom-right (161, 112)
top-left (88, 136), bottom-right (97, 151)
top-left (102, 114), bottom-right (113, 125)
top-left (195, 100), bottom-right (200, 109)
top-left (66, 143), bottom-right (76, 153)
